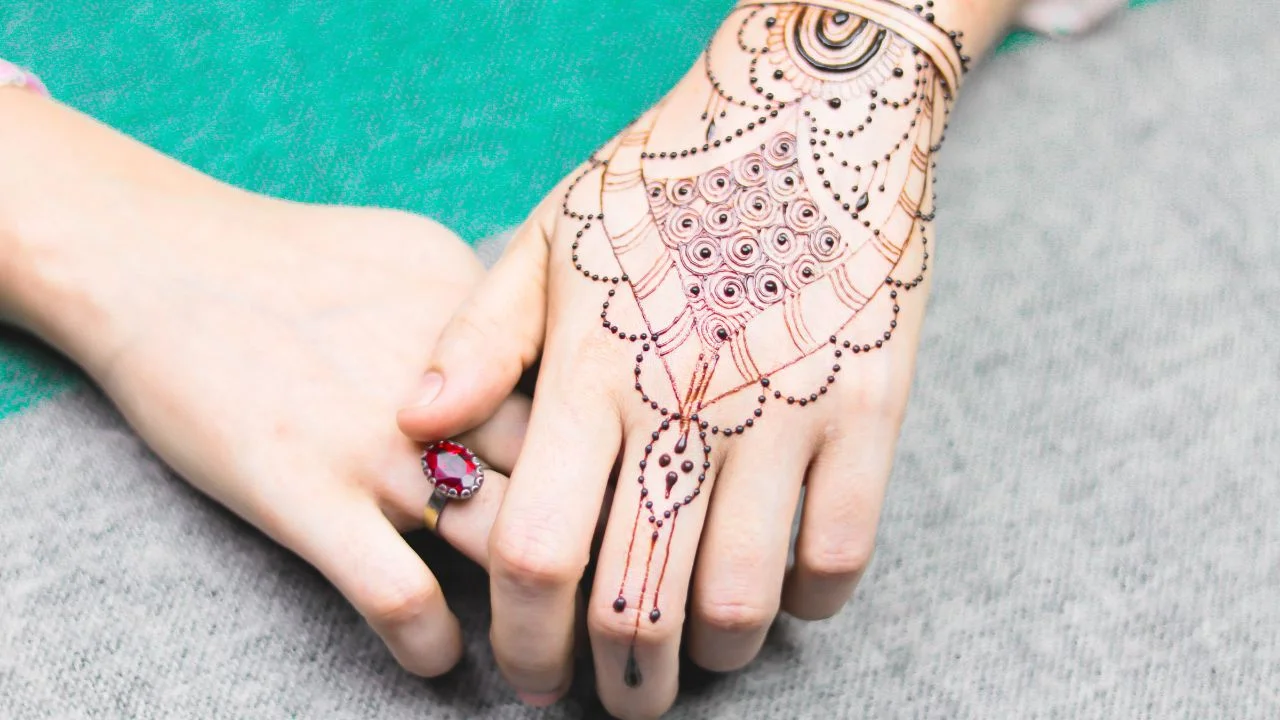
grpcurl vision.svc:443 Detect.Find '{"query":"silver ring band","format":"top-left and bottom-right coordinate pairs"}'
top-left (424, 492), bottom-right (449, 533)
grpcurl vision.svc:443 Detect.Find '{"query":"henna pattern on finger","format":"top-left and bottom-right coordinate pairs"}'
top-left (564, 1), bottom-right (965, 685)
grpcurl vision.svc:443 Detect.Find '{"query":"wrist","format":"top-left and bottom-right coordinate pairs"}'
top-left (731, 0), bottom-right (1023, 73)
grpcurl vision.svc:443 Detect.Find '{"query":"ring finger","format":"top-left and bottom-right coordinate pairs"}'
top-left (380, 393), bottom-right (531, 567)
top-left (686, 418), bottom-right (813, 671)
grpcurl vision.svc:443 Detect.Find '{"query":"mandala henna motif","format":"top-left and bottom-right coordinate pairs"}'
top-left (561, 0), bottom-right (967, 685)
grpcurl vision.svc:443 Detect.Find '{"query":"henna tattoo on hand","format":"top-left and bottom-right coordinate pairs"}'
top-left (563, 1), bottom-right (966, 685)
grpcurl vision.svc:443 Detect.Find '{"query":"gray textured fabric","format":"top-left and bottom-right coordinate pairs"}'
top-left (3, 1), bottom-right (1278, 717)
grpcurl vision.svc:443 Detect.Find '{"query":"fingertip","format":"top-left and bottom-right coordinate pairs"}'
top-left (405, 370), bottom-right (445, 410)
top-left (396, 363), bottom-right (508, 441)
top-left (395, 403), bottom-right (439, 439)
top-left (391, 611), bottom-right (465, 678)
top-left (292, 498), bottom-right (465, 678)
top-left (517, 691), bottom-right (564, 708)
top-left (396, 370), bottom-right (445, 432)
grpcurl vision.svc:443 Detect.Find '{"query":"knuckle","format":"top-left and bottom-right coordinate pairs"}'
top-left (560, 326), bottom-right (619, 372)
top-left (490, 528), bottom-right (583, 593)
top-left (803, 536), bottom-right (876, 581)
top-left (447, 312), bottom-right (499, 350)
top-left (494, 646), bottom-right (560, 681)
top-left (838, 358), bottom-right (904, 422)
top-left (850, 378), bottom-right (897, 419)
top-left (360, 577), bottom-right (441, 628)
top-left (694, 596), bottom-right (777, 635)
top-left (539, 336), bottom-right (624, 406)
top-left (588, 605), bottom-right (680, 649)
top-left (585, 607), bottom-right (632, 646)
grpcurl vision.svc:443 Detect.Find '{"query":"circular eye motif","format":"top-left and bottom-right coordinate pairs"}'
top-left (706, 271), bottom-right (751, 316)
top-left (809, 225), bottom-right (843, 261)
top-left (768, 167), bottom-right (802, 200)
top-left (764, 132), bottom-right (798, 168)
top-left (786, 197), bottom-right (822, 232)
top-left (665, 206), bottom-right (703, 244)
top-left (681, 235), bottom-right (723, 273)
top-left (735, 187), bottom-right (776, 227)
top-left (732, 153), bottom-right (769, 187)
top-left (724, 231), bottom-right (763, 274)
top-left (748, 266), bottom-right (787, 308)
top-left (666, 178), bottom-right (697, 206)
top-left (698, 313), bottom-right (737, 348)
top-left (646, 180), bottom-right (669, 208)
top-left (699, 166), bottom-right (736, 204)
top-left (763, 225), bottom-right (803, 264)
top-left (784, 255), bottom-right (822, 290)
top-left (703, 203), bottom-right (737, 235)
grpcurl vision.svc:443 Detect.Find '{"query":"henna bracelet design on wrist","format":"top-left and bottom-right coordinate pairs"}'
top-left (562, 0), bottom-right (964, 686)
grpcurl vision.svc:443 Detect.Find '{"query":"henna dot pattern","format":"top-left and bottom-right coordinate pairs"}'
top-left (563, 1), bottom-right (965, 687)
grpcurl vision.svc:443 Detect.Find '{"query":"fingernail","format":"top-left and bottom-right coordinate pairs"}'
top-left (517, 692), bottom-right (560, 707)
top-left (409, 371), bottom-right (444, 409)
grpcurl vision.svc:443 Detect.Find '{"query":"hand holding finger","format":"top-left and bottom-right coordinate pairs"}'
top-left (397, 203), bottom-right (556, 442)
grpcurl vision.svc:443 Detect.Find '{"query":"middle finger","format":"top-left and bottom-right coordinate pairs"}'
top-left (588, 410), bottom-right (721, 719)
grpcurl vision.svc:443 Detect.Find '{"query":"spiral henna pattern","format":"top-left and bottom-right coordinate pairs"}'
top-left (561, 1), bottom-right (967, 685)
top-left (646, 132), bottom-right (845, 349)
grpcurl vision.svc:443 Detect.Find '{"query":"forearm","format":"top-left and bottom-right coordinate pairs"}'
top-left (0, 90), bottom-right (236, 348)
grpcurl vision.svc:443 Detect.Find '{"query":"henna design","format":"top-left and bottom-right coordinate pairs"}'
top-left (564, 0), bottom-right (965, 685)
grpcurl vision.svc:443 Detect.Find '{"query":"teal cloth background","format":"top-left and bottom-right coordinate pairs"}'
top-left (0, 1), bottom-right (1152, 420)
top-left (12, 3), bottom-right (1275, 719)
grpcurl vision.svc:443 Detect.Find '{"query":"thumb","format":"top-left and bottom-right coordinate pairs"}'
top-left (397, 201), bottom-right (553, 441)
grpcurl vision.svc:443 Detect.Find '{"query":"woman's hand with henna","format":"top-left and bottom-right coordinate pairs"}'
top-left (396, 1), bottom-right (1007, 716)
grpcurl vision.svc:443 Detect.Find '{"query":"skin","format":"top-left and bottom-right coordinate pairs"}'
top-left (0, 89), bottom-right (528, 678)
top-left (399, 1), bottom-right (1026, 717)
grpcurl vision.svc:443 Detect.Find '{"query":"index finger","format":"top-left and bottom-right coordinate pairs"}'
top-left (487, 337), bottom-right (623, 703)
top-left (288, 492), bottom-right (463, 678)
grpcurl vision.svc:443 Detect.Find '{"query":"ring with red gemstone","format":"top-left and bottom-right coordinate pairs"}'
top-left (421, 440), bottom-right (485, 532)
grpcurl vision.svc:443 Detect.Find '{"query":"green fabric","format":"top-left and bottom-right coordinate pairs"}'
top-left (0, 0), bottom-right (1149, 421)
top-left (0, 329), bottom-right (79, 418)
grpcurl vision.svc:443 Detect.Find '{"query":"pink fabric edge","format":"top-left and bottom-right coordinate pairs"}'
top-left (1018, 0), bottom-right (1128, 36)
top-left (0, 59), bottom-right (50, 97)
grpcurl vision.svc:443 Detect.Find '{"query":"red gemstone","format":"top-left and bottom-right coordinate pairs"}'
top-left (423, 441), bottom-right (481, 497)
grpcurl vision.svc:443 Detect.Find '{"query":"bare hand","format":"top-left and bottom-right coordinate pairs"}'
top-left (1, 91), bottom-right (528, 677)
